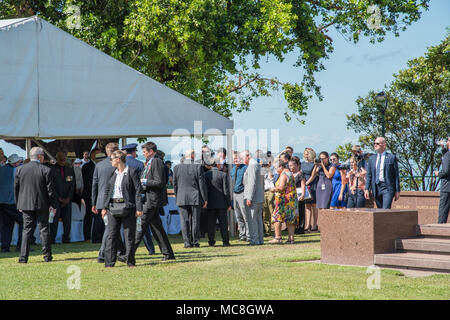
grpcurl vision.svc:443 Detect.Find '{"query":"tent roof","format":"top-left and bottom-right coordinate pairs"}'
top-left (0, 16), bottom-right (233, 139)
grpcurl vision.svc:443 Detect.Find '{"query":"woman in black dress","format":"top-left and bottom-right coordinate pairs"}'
top-left (312, 151), bottom-right (336, 211)
top-left (288, 156), bottom-right (306, 234)
top-left (301, 148), bottom-right (319, 232)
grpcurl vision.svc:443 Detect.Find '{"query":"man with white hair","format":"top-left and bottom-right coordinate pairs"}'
top-left (173, 149), bottom-right (208, 248)
top-left (241, 151), bottom-right (265, 245)
top-left (15, 147), bottom-right (56, 263)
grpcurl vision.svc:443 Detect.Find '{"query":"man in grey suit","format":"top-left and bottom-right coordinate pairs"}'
top-left (364, 137), bottom-right (401, 209)
top-left (16, 147), bottom-right (56, 263)
top-left (92, 142), bottom-right (124, 263)
top-left (173, 149), bottom-right (208, 248)
top-left (241, 151), bottom-right (265, 245)
top-left (204, 161), bottom-right (231, 246)
top-left (435, 137), bottom-right (450, 224)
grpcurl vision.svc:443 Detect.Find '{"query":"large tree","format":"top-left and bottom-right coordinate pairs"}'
top-left (347, 33), bottom-right (450, 191)
top-left (0, 0), bottom-right (431, 122)
top-left (0, 1), bottom-right (430, 156)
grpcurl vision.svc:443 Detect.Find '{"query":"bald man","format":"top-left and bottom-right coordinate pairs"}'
top-left (50, 152), bottom-right (75, 243)
top-left (364, 137), bottom-right (400, 209)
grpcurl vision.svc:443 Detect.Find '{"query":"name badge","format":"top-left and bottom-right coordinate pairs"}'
top-left (321, 184), bottom-right (326, 191)
top-left (66, 176), bottom-right (73, 182)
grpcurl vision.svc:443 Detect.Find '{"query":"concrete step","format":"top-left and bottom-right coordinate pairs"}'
top-left (396, 238), bottom-right (450, 254)
top-left (417, 224), bottom-right (450, 237)
top-left (374, 252), bottom-right (450, 272)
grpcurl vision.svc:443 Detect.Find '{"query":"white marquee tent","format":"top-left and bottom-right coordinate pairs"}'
top-left (0, 16), bottom-right (233, 140)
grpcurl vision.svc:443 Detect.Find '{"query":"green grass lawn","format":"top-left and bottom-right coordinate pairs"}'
top-left (0, 231), bottom-right (449, 300)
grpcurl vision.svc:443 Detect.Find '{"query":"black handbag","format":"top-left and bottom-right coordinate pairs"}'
top-left (109, 202), bottom-right (131, 218)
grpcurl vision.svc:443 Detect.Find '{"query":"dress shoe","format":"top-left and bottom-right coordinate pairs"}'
top-left (44, 256), bottom-right (53, 262)
top-left (97, 258), bottom-right (105, 263)
top-left (184, 244), bottom-right (193, 248)
top-left (193, 244), bottom-right (200, 248)
top-left (208, 242), bottom-right (215, 247)
top-left (163, 255), bottom-right (175, 261)
top-left (18, 259), bottom-right (27, 264)
top-left (222, 242), bottom-right (231, 247)
top-left (1, 248), bottom-right (10, 253)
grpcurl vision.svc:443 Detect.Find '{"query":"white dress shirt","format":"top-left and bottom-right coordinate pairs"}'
top-left (113, 166), bottom-right (128, 199)
top-left (375, 152), bottom-right (386, 182)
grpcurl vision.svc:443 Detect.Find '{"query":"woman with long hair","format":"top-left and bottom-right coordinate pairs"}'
top-left (329, 153), bottom-right (348, 209)
top-left (301, 148), bottom-right (318, 232)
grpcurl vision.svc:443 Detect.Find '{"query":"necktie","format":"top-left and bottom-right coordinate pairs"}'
top-left (60, 166), bottom-right (64, 179)
top-left (375, 154), bottom-right (381, 184)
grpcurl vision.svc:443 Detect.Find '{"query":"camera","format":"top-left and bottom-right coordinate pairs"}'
top-left (338, 163), bottom-right (351, 171)
top-left (314, 158), bottom-right (322, 164)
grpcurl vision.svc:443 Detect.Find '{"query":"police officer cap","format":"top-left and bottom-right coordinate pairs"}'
top-left (121, 143), bottom-right (138, 152)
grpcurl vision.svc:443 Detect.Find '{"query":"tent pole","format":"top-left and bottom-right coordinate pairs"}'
top-left (121, 137), bottom-right (127, 149)
top-left (226, 129), bottom-right (235, 237)
top-left (25, 138), bottom-right (31, 159)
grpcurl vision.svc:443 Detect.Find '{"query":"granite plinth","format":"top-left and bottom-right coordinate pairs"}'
top-left (319, 209), bottom-right (418, 266)
top-left (391, 191), bottom-right (440, 225)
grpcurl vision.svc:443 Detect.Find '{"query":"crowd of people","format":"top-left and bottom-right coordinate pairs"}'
top-left (1, 135), bottom-right (449, 267)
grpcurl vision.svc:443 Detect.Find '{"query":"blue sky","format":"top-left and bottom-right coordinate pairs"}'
top-left (1, 0), bottom-right (449, 161)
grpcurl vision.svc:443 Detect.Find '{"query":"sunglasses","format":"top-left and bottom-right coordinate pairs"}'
top-left (374, 142), bottom-right (382, 145)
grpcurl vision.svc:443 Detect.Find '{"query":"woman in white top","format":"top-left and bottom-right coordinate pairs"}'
top-left (101, 150), bottom-right (143, 268)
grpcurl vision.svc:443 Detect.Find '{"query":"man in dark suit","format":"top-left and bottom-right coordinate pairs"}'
top-left (15, 147), bottom-right (56, 263)
top-left (364, 137), bottom-right (401, 209)
top-left (204, 161), bottom-right (231, 246)
top-left (122, 143), bottom-right (156, 255)
top-left (435, 137), bottom-right (450, 224)
top-left (81, 151), bottom-right (97, 242)
top-left (50, 151), bottom-right (75, 243)
top-left (173, 149), bottom-right (208, 248)
top-left (92, 143), bottom-right (124, 263)
top-left (137, 141), bottom-right (175, 261)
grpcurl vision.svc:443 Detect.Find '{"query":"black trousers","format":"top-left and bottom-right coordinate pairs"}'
top-left (136, 207), bottom-right (174, 257)
top-left (178, 205), bottom-right (202, 247)
top-left (105, 210), bottom-right (137, 267)
top-left (0, 203), bottom-right (23, 251)
top-left (50, 202), bottom-right (72, 243)
top-left (200, 208), bottom-right (208, 237)
top-left (295, 201), bottom-right (305, 234)
top-left (438, 191), bottom-right (450, 224)
top-left (83, 200), bottom-right (104, 243)
top-left (82, 197), bottom-right (93, 241)
top-left (207, 208), bottom-right (229, 245)
top-left (19, 210), bottom-right (52, 262)
top-left (98, 213), bottom-right (125, 260)
top-left (347, 190), bottom-right (366, 208)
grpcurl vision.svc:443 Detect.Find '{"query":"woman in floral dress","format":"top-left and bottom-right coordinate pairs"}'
top-left (269, 159), bottom-right (299, 244)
